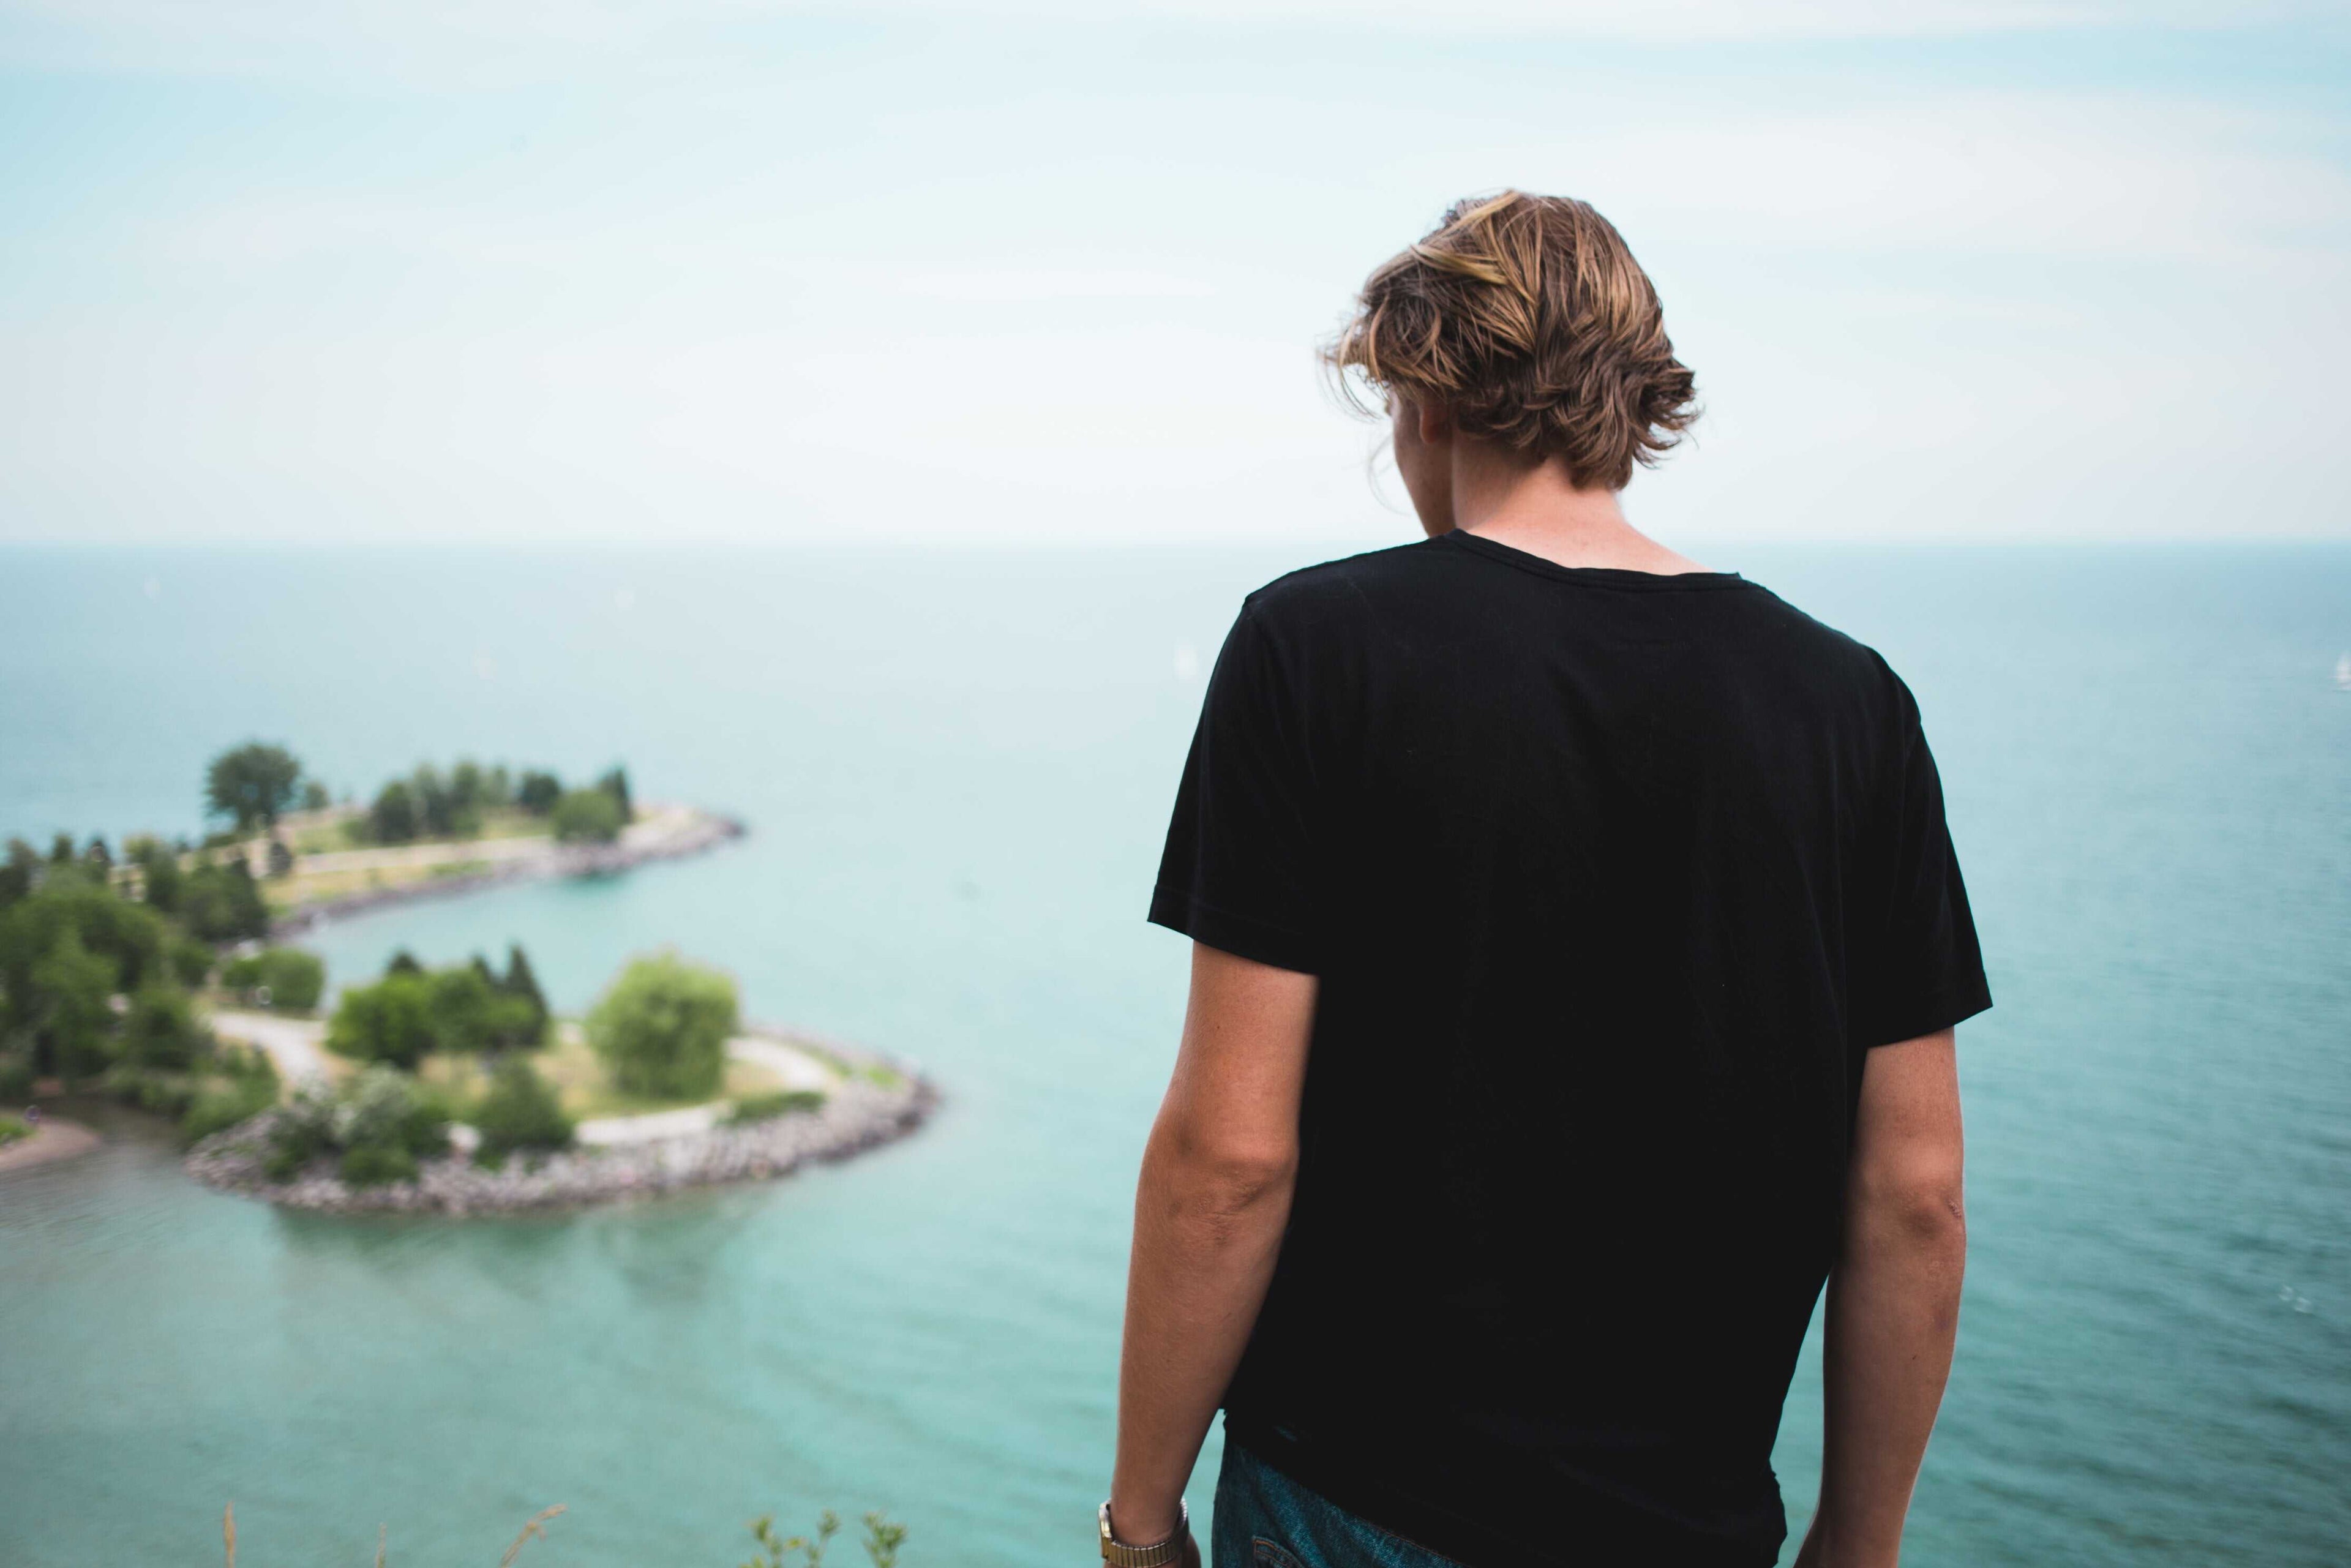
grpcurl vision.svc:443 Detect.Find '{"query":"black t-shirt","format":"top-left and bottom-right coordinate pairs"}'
top-left (1150, 530), bottom-right (1990, 1567)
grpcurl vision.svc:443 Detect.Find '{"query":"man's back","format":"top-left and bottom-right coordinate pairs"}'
top-left (1150, 530), bottom-right (1989, 1564)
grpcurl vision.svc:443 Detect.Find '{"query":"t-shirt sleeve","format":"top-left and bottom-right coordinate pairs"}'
top-left (1847, 681), bottom-right (1993, 1048)
top-left (1148, 600), bottom-right (1324, 975)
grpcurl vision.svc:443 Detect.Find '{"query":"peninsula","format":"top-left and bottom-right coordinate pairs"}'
top-left (1, 743), bottom-right (932, 1207)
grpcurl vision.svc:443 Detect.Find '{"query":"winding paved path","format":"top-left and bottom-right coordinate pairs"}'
top-left (210, 1010), bottom-right (331, 1084)
top-left (207, 1013), bottom-right (844, 1147)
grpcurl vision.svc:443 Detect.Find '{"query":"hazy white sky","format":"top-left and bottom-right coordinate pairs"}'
top-left (2, 2), bottom-right (2345, 546)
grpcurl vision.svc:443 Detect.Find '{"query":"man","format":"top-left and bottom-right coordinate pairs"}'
top-left (1101, 192), bottom-right (1988, 1568)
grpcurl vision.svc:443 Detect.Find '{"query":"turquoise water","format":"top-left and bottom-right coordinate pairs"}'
top-left (1, 544), bottom-right (2346, 1566)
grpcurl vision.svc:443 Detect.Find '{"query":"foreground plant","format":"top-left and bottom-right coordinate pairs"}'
top-left (212, 1498), bottom-right (906, 1564)
top-left (742, 1509), bottom-right (907, 1568)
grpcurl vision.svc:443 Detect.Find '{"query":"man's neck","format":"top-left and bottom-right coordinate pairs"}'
top-left (1446, 454), bottom-right (1709, 576)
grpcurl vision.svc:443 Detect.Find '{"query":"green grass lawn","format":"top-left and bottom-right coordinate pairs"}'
top-left (417, 1029), bottom-right (791, 1122)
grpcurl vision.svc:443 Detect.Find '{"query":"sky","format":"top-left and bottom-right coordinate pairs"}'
top-left (1, 2), bottom-right (2346, 547)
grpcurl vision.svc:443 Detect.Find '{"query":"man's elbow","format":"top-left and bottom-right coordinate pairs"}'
top-left (1851, 1163), bottom-right (1968, 1253)
top-left (1149, 1125), bottom-right (1298, 1234)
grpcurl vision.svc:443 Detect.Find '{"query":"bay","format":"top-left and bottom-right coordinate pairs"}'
top-left (1, 542), bottom-right (2345, 1566)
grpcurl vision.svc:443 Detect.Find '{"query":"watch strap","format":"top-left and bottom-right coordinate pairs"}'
top-left (1099, 1499), bottom-right (1188, 1567)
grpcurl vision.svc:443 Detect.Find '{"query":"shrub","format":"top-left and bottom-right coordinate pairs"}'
top-left (0, 1113), bottom-right (28, 1147)
top-left (335, 1066), bottom-right (449, 1158)
top-left (338, 1142), bottom-right (418, 1186)
top-left (221, 947), bottom-right (324, 1011)
top-left (726, 1089), bottom-right (825, 1124)
top-left (472, 1056), bottom-right (574, 1158)
top-left (182, 1075), bottom-right (277, 1144)
top-left (0, 1054), bottom-right (32, 1100)
top-left (585, 950), bottom-right (738, 1101)
top-left (550, 788), bottom-right (624, 845)
top-left (327, 973), bottom-right (437, 1068)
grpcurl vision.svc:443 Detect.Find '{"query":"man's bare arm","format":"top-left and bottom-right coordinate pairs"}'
top-left (1794, 1028), bottom-right (1968, 1568)
top-left (1108, 943), bottom-right (1317, 1555)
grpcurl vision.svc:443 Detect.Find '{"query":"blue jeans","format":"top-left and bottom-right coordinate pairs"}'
top-left (1212, 1441), bottom-right (1464, 1568)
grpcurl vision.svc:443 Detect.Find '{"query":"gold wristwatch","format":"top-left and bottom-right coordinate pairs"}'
top-left (1098, 1499), bottom-right (1188, 1566)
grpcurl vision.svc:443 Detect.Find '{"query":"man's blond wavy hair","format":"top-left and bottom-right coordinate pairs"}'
top-left (1324, 190), bottom-right (1698, 492)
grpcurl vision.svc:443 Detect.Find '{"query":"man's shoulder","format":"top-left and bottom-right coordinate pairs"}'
top-left (1237, 538), bottom-right (1452, 626)
top-left (1736, 584), bottom-right (1908, 698)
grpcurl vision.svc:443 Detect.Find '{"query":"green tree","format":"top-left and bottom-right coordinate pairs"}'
top-left (181, 858), bottom-right (269, 942)
top-left (595, 765), bottom-right (634, 823)
top-left (450, 760), bottom-right (487, 812)
top-left (500, 943), bottom-right (550, 1046)
top-left (206, 743), bottom-right (304, 831)
top-left (0, 839), bottom-right (39, 908)
top-left (550, 789), bottom-right (624, 844)
top-left (386, 948), bottom-right (425, 977)
top-left (0, 876), bottom-right (168, 1033)
top-left (125, 835), bottom-right (182, 914)
top-left (424, 964), bottom-right (535, 1054)
top-left (517, 770), bottom-right (563, 814)
top-left (122, 981), bottom-right (205, 1070)
top-left (167, 936), bottom-right (214, 988)
top-left (31, 925), bottom-right (118, 1081)
top-left (299, 779), bottom-right (332, 812)
top-left (325, 973), bottom-right (437, 1069)
top-left (369, 779), bottom-right (419, 844)
top-left (471, 1055), bottom-right (574, 1158)
top-left (585, 950), bottom-right (738, 1100)
top-left (411, 764), bottom-right (458, 837)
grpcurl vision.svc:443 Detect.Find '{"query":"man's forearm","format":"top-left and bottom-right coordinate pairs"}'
top-left (1798, 1191), bottom-right (1966, 1568)
top-left (1109, 1121), bottom-right (1295, 1545)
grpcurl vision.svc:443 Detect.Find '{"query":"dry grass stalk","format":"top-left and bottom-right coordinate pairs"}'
top-left (223, 1501), bottom-right (235, 1568)
top-left (500, 1504), bottom-right (568, 1567)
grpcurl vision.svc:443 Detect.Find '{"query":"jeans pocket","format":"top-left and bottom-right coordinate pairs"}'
top-left (1251, 1538), bottom-right (1307, 1568)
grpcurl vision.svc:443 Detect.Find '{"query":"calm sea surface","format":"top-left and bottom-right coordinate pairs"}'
top-left (1, 543), bottom-right (2345, 1567)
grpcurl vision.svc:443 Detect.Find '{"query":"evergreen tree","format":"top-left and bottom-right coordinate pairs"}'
top-left (517, 770), bottom-right (563, 815)
top-left (596, 765), bottom-right (634, 823)
top-left (385, 949), bottom-right (425, 978)
top-left (125, 836), bottom-right (182, 913)
top-left (500, 943), bottom-right (550, 1046)
top-left (0, 839), bottom-right (37, 908)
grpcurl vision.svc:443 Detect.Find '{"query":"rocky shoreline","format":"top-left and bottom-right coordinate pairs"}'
top-left (268, 812), bottom-right (747, 939)
top-left (184, 1058), bottom-right (936, 1216)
